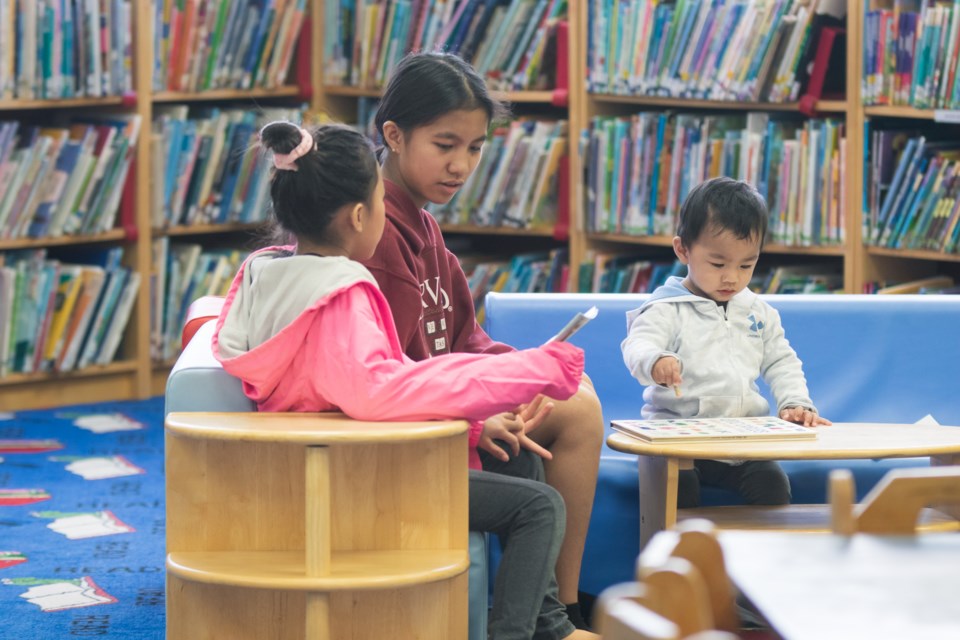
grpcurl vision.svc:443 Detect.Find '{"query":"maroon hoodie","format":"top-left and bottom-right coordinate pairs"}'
top-left (362, 179), bottom-right (514, 361)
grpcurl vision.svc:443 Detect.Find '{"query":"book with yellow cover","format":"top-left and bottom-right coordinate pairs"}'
top-left (611, 417), bottom-right (818, 444)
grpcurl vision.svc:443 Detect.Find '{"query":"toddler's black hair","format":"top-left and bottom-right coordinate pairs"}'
top-left (676, 177), bottom-right (768, 248)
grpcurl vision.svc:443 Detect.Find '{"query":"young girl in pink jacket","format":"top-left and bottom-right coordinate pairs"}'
top-left (213, 121), bottom-right (597, 640)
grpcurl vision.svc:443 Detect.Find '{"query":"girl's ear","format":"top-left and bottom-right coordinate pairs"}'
top-left (382, 120), bottom-right (403, 154)
top-left (672, 236), bottom-right (690, 264)
top-left (349, 202), bottom-right (366, 232)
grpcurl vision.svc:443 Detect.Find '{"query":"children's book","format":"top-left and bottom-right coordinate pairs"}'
top-left (611, 416), bottom-right (818, 443)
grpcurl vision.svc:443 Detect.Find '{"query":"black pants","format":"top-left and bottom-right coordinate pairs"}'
top-left (678, 459), bottom-right (791, 508)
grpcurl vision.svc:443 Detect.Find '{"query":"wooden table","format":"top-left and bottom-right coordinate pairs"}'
top-left (606, 422), bottom-right (960, 548)
top-left (718, 530), bottom-right (960, 639)
top-left (165, 412), bottom-right (470, 640)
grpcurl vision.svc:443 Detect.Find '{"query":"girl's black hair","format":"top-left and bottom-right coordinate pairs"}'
top-left (676, 177), bottom-right (769, 249)
top-left (259, 121), bottom-right (378, 245)
top-left (374, 51), bottom-right (509, 140)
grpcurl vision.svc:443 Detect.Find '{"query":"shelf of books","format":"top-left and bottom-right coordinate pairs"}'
top-left (145, 0), bottom-right (315, 397)
top-left (6, 0), bottom-right (960, 411)
top-left (0, 0), bottom-right (147, 411)
top-left (859, 0), bottom-right (960, 293)
top-left (0, 0), bottom-right (316, 410)
top-left (320, 0), bottom-right (577, 309)
top-left (573, 0), bottom-right (864, 296)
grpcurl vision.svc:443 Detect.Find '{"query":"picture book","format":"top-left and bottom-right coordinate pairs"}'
top-left (610, 416), bottom-right (818, 444)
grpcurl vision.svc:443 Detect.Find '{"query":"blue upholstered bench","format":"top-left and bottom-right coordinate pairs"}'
top-left (165, 318), bottom-right (490, 640)
top-left (484, 292), bottom-right (960, 595)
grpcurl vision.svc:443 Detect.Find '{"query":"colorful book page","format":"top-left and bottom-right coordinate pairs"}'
top-left (611, 416), bottom-right (818, 443)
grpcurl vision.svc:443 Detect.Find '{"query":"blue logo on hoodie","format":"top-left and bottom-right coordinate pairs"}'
top-left (748, 314), bottom-right (764, 334)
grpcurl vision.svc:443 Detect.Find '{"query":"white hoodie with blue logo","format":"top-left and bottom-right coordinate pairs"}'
top-left (621, 276), bottom-right (815, 422)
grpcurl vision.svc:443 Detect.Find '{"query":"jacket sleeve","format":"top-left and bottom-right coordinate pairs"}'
top-left (446, 247), bottom-right (514, 355)
top-left (759, 305), bottom-right (816, 413)
top-left (621, 304), bottom-right (682, 387)
top-left (306, 286), bottom-right (584, 423)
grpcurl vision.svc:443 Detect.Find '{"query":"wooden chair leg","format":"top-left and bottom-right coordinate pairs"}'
top-left (829, 469), bottom-right (856, 535)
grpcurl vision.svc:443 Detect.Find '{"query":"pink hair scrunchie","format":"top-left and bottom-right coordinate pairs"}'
top-left (269, 126), bottom-right (315, 171)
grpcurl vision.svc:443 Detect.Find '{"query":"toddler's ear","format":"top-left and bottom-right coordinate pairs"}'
top-left (672, 236), bottom-right (689, 264)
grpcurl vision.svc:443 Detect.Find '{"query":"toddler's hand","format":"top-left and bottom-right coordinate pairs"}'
top-left (779, 406), bottom-right (832, 427)
top-left (652, 356), bottom-right (682, 389)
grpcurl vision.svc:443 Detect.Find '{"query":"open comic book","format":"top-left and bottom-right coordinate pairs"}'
top-left (611, 417), bottom-right (818, 444)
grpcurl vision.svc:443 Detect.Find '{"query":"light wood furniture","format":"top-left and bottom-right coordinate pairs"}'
top-left (606, 422), bottom-right (960, 548)
top-left (596, 567), bottom-right (738, 640)
top-left (637, 520), bottom-right (740, 635)
top-left (719, 530), bottom-right (960, 639)
top-left (830, 466), bottom-right (960, 534)
top-left (165, 411), bottom-right (470, 640)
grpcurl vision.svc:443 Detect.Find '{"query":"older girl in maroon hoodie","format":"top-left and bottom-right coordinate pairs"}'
top-left (361, 52), bottom-right (604, 630)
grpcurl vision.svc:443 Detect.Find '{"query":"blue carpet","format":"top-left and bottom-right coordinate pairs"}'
top-left (0, 397), bottom-right (166, 639)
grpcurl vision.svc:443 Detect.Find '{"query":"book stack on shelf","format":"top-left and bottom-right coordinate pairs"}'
top-left (431, 118), bottom-right (568, 229)
top-left (153, 0), bottom-right (308, 92)
top-left (0, 116), bottom-right (141, 240)
top-left (150, 105), bottom-right (306, 228)
top-left (576, 253), bottom-right (685, 294)
top-left (0, 0), bottom-right (134, 100)
top-left (864, 130), bottom-right (960, 253)
top-left (583, 112), bottom-right (846, 246)
top-left (150, 239), bottom-right (243, 361)
top-left (323, 0), bottom-right (567, 91)
top-left (0, 246), bottom-right (140, 377)
top-left (586, 0), bottom-right (842, 103)
top-left (758, 262), bottom-right (843, 293)
top-left (461, 247), bottom-right (570, 321)
top-left (862, 0), bottom-right (960, 109)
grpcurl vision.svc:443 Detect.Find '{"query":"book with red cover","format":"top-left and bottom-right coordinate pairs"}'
top-left (799, 26), bottom-right (846, 117)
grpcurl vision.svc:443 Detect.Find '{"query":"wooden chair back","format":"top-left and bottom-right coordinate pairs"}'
top-left (596, 571), bottom-right (739, 640)
top-left (830, 466), bottom-right (960, 534)
top-left (637, 519), bottom-right (739, 633)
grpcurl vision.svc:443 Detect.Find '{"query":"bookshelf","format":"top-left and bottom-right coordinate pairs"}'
top-left (0, 0), bottom-right (317, 411)
top-left (4, 0), bottom-right (960, 411)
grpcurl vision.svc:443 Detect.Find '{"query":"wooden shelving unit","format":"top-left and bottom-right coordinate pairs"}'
top-left (152, 86), bottom-right (303, 103)
top-left (0, 96), bottom-right (129, 111)
top-left (569, 0), bottom-right (872, 294)
top-left (4, 0), bottom-right (959, 411)
top-left (0, 230), bottom-right (128, 251)
top-left (165, 411), bottom-right (470, 639)
top-left (0, 0), bottom-right (317, 411)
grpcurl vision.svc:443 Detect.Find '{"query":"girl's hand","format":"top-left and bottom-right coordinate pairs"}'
top-left (652, 356), bottom-right (682, 388)
top-left (479, 410), bottom-right (553, 462)
top-left (517, 394), bottom-right (554, 436)
top-left (477, 414), bottom-right (520, 462)
top-left (780, 406), bottom-right (832, 427)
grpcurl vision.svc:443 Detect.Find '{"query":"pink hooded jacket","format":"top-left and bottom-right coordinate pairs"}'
top-left (213, 247), bottom-right (585, 469)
